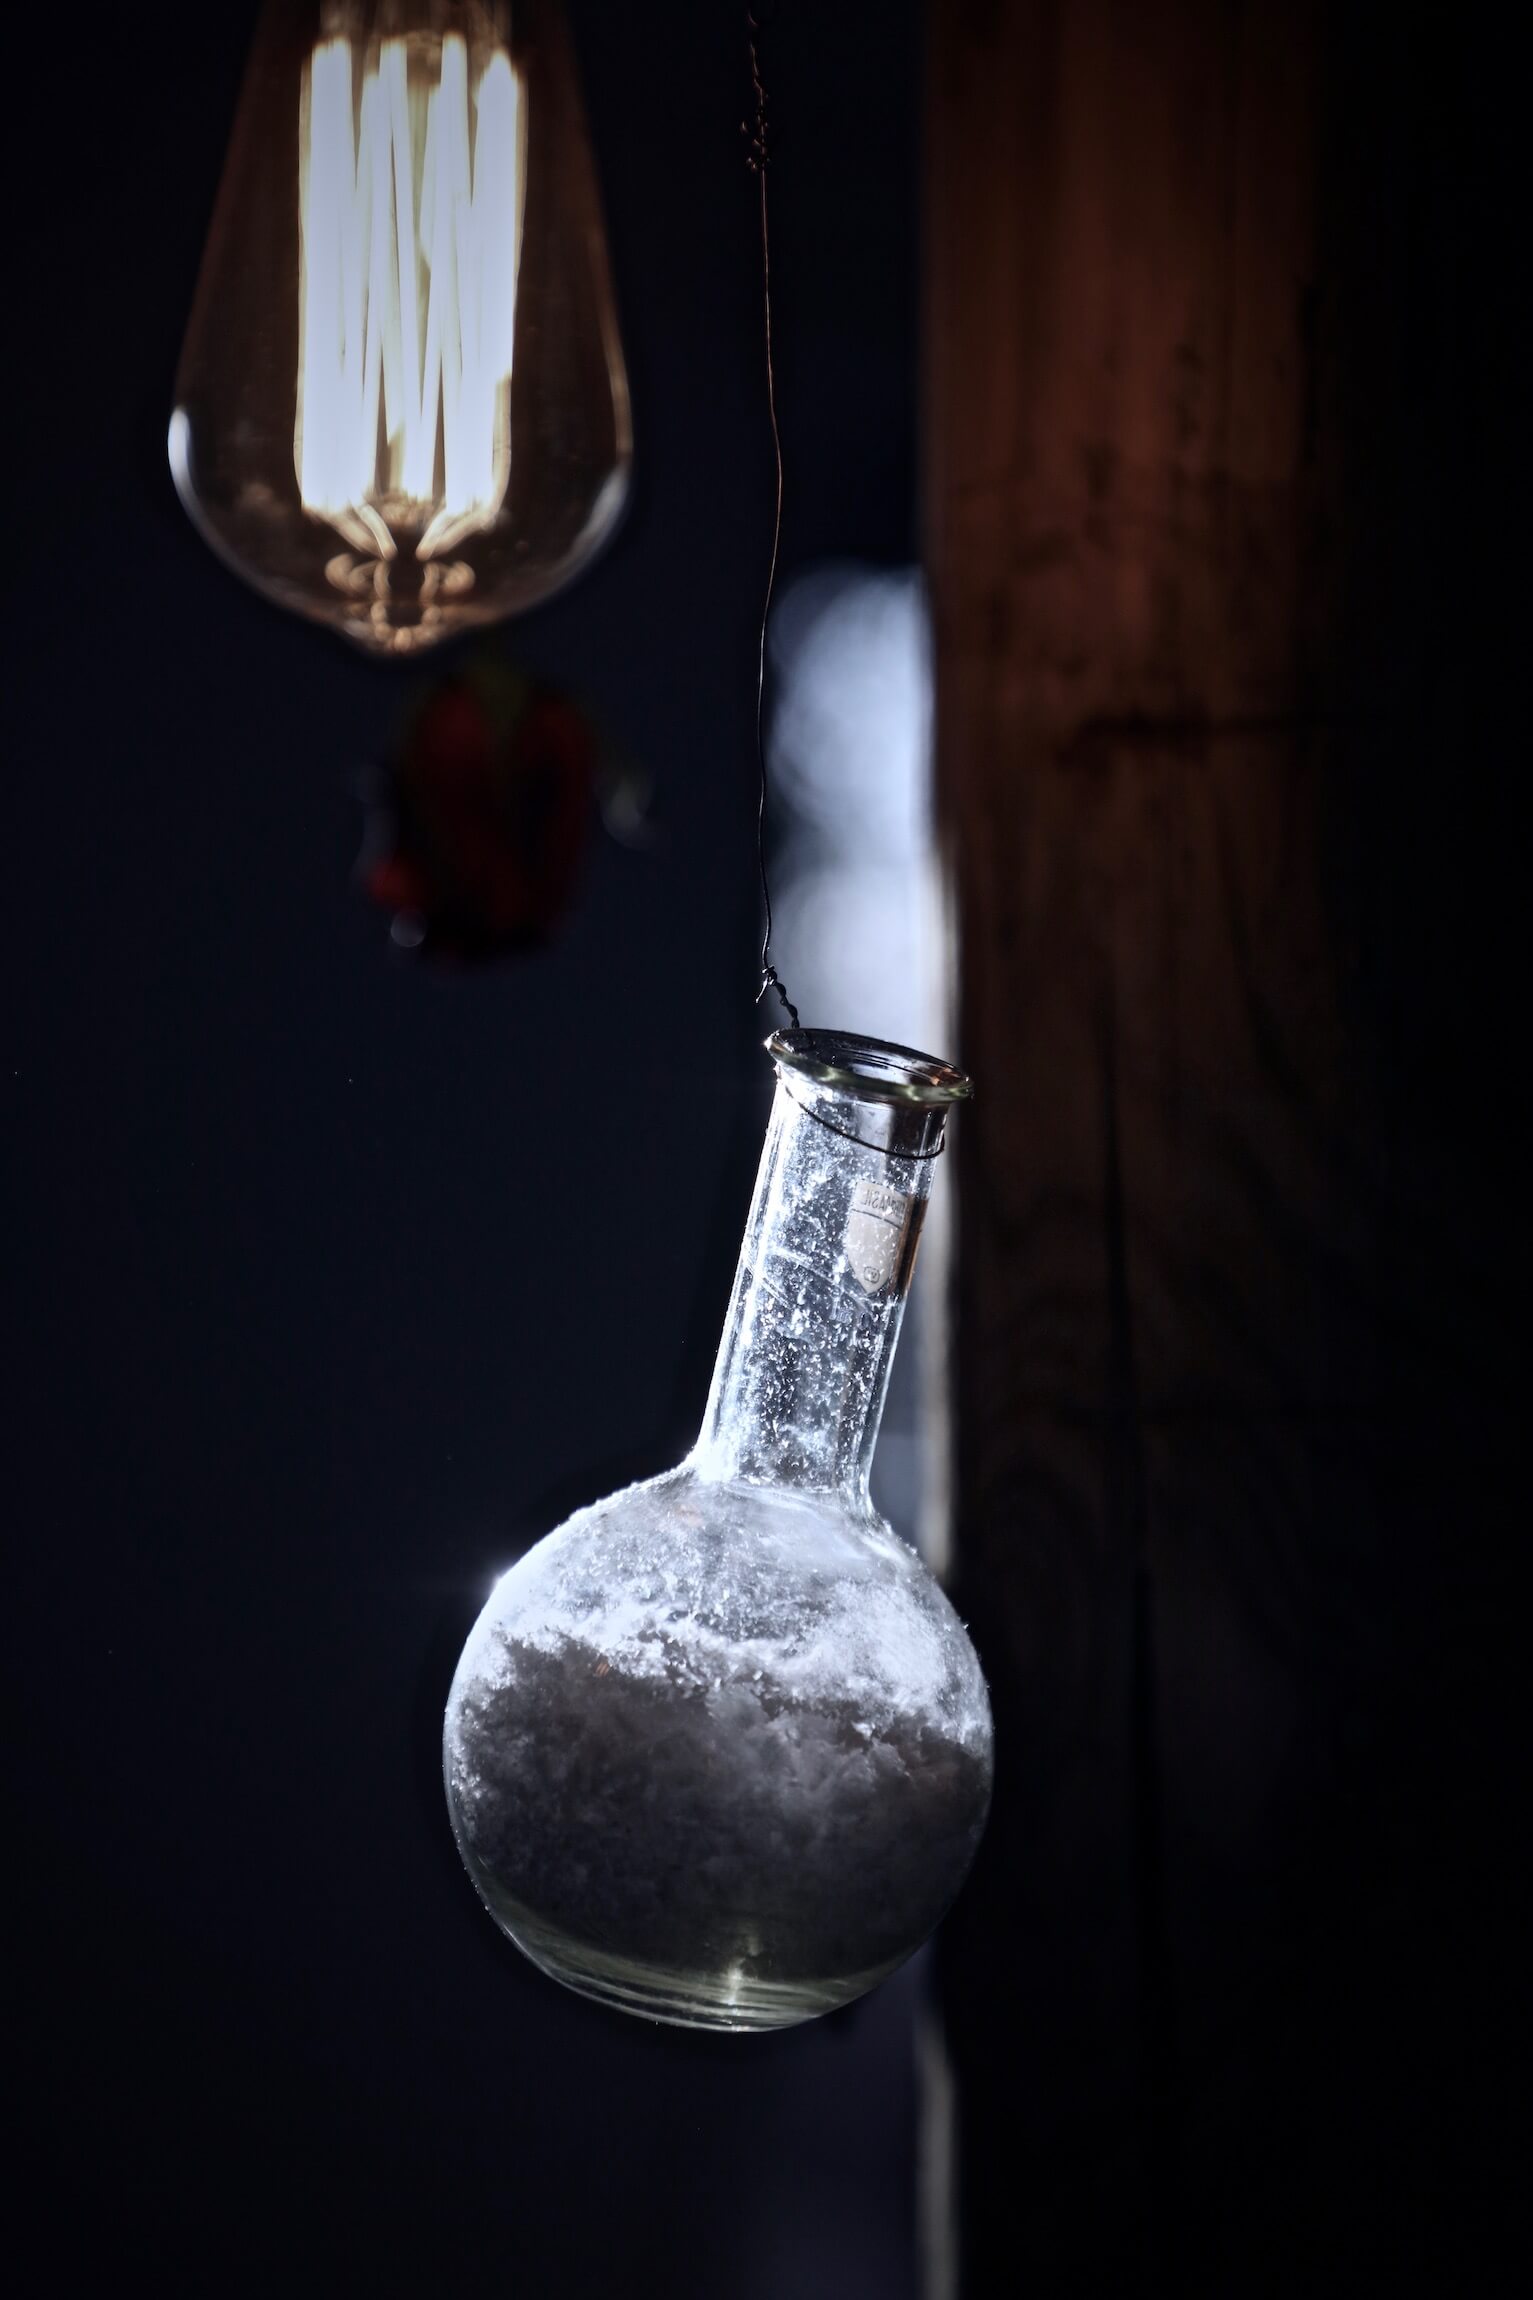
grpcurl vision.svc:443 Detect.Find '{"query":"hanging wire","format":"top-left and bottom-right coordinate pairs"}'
top-left (740, 15), bottom-right (953, 1165)
top-left (744, 9), bottom-right (801, 1030)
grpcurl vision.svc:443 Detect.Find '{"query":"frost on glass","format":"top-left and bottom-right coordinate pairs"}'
top-left (443, 1033), bottom-right (993, 2030)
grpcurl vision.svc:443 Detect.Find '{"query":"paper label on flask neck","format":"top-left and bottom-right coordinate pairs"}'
top-left (845, 1180), bottom-right (915, 1298)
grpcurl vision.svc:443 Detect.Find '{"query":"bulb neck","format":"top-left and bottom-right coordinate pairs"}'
top-left (690, 1035), bottom-right (963, 1511)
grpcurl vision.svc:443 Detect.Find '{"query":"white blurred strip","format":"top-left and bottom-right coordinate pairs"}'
top-left (768, 569), bottom-right (942, 1044)
top-left (918, 2001), bottom-right (959, 2300)
top-left (769, 568), bottom-right (956, 1576)
top-left (781, 575), bottom-right (960, 1582)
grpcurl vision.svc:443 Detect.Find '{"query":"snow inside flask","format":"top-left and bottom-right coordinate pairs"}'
top-left (443, 1030), bottom-right (994, 2029)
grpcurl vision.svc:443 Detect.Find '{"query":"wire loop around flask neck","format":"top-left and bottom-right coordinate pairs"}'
top-left (779, 1081), bottom-right (950, 1161)
top-left (768, 1027), bottom-right (970, 1162)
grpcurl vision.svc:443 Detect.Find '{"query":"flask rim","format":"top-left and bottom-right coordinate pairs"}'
top-left (766, 1028), bottom-right (973, 1108)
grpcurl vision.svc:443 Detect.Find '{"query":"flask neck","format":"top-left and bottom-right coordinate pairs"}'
top-left (691, 1060), bottom-right (947, 1510)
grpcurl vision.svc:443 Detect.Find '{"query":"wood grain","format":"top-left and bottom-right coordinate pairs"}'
top-left (927, 3), bottom-right (1520, 2290)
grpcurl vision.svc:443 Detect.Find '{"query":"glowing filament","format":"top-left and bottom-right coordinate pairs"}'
top-left (297, 34), bottom-right (525, 560)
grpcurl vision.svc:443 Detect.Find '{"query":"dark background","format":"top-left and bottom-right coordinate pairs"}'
top-left (6, 5), bottom-right (1524, 2296)
top-left (5, 5), bottom-right (931, 2293)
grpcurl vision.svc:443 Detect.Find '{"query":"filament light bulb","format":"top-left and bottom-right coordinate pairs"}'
top-left (171, 2), bottom-right (630, 654)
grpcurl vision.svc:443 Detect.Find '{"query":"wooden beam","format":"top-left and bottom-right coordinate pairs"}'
top-left (927, 3), bottom-right (1518, 2289)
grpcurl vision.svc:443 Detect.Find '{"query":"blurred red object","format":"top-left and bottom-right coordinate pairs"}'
top-left (362, 659), bottom-right (597, 961)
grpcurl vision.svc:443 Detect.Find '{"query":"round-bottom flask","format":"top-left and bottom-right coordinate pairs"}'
top-left (443, 1032), bottom-right (993, 2029)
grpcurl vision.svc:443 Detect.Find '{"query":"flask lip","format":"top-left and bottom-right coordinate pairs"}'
top-left (766, 1028), bottom-right (973, 1108)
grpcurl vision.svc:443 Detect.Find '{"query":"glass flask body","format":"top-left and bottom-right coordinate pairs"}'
top-left (443, 1033), bottom-right (994, 2030)
top-left (170, 0), bottom-right (629, 654)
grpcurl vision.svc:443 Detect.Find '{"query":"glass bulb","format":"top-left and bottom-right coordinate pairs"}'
top-left (170, 1), bottom-right (630, 654)
top-left (443, 1033), bottom-right (994, 2031)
